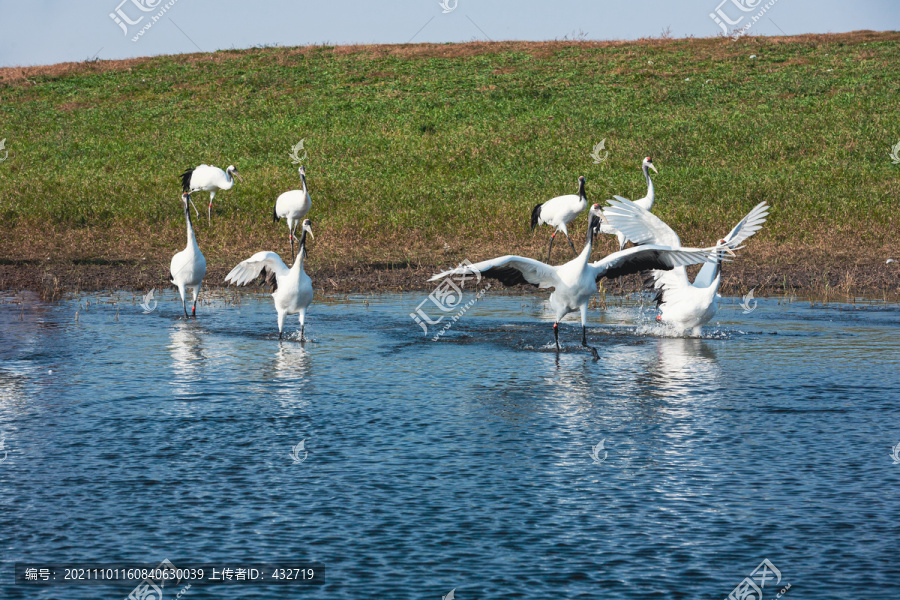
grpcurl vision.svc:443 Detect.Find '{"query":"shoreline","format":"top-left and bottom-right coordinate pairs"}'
top-left (2, 255), bottom-right (897, 302)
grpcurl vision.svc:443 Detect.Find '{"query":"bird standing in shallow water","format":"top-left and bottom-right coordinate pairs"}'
top-left (432, 206), bottom-right (725, 354)
top-left (531, 175), bottom-right (589, 263)
top-left (179, 164), bottom-right (243, 223)
top-left (273, 165), bottom-right (312, 260)
top-left (170, 193), bottom-right (206, 318)
top-left (225, 219), bottom-right (314, 340)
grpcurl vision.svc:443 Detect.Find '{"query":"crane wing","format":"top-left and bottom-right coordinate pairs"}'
top-left (644, 267), bottom-right (690, 307)
top-left (225, 251), bottom-right (290, 289)
top-left (602, 196), bottom-right (681, 248)
top-left (590, 245), bottom-right (719, 282)
top-left (429, 255), bottom-right (560, 289)
top-left (722, 201), bottom-right (770, 248)
top-left (694, 202), bottom-right (769, 288)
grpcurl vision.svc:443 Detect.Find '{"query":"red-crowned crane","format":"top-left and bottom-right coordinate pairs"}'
top-left (179, 164), bottom-right (243, 223)
top-left (431, 205), bottom-right (726, 354)
top-left (530, 175), bottom-right (588, 263)
top-left (225, 220), bottom-right (314, 341)
top-left (598, 157), bottom-right (658, 250)
top-left (602, 196), bottom-right (768, 336)
top-left (170, 193), bottom-right (207, 318)
top-left (273, 165), bottom-right (312, 260)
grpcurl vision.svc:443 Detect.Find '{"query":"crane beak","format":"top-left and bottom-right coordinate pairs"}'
top-left (304, 223), bottom-right (314, 239)
top-left (234, 171), bottom-right (244, 183)
top-left (649, 163), bottom-right (658, 174)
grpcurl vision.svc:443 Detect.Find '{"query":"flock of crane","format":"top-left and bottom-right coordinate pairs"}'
top-left (170, 162), bottom-right (315, 339)
top-left (168, 157), bottom-right (769, 350)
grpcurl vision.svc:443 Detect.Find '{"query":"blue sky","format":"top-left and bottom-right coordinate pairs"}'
top-left (0, 0), bottom-right (898, 67)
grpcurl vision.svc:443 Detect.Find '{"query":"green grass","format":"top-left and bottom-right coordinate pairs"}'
top-left (1, 33), bottom-right (899, 272)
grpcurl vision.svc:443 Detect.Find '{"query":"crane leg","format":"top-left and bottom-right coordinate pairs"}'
top-left (191, 287), bottom-right (200, 318)
top-left (182, 298), bottom-right (188, 319)
top-left (300, 324), bottom-right (305, 342)
top-left (290, 227), bottom-right (295, 261)
top-left (566, 233), bottom-right (578, 256)
top-left (546, 234), bottom-right (556, 263)
top-left (582, 325), bottom-right (600, 360)
top-left (553, 322), bottom-right (560, 352)
top-left (207, 192), bottom-right (215, 224)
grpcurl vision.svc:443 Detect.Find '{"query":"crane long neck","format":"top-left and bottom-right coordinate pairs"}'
top-left (293, 229), bottom-right (309, 269)
top-left (300, 172), bottom-right (309, 197)
top-left (643, 165), bottom-right (655, 206)
top-left (185, 204), bottom-right (197, 247)
top-left (713, 253), bottom-right (725, 280)
top-left (580, 213), bottom-right (599, 261)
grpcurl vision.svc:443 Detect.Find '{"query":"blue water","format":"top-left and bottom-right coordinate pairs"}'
top-left (1, 290), bottom-right (899, 599)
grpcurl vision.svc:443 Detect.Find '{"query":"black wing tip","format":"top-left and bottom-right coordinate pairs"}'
top-left (256, 266), bottom-right (278, 292)
top-left (599, 249), bottom-right (676, 283)
top-left (483, 266), bottom-right (539, 289)
top-left (273, 203), bottom-right (280, 223)
top-left (530, 203), bottom-right (543, 230)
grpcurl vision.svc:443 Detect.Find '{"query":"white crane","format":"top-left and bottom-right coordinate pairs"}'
top-left (602, 196), bottom-right (769, 335)
top-left (530, 175), bottom-right (588, 263)
top-left (225, 219), bottom-right (314, 340)
top-left (431, 206), bottom-right (725, 354)
top-left (273, 165), bottom-right (312, 260)
top-left (179, 164), bottom-right (243, 223)
top-left (170, 193), bottom-right (207, 318)
top-left (598, 157), bottom-right (658, 250)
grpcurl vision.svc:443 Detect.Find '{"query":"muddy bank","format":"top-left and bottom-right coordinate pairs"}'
top-left (2, 255), bottom-right (897, 301)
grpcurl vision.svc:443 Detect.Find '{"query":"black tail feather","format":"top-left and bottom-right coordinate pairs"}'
top-left (273, 202), bottom-right (279, 223)
top-left (179, 168), bottom-right (194, 193)
top-left (530, 203), bottom-right (543, 230)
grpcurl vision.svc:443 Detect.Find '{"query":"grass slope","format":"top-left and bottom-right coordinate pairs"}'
top-left (0, 32), bottom-right (898, 295)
